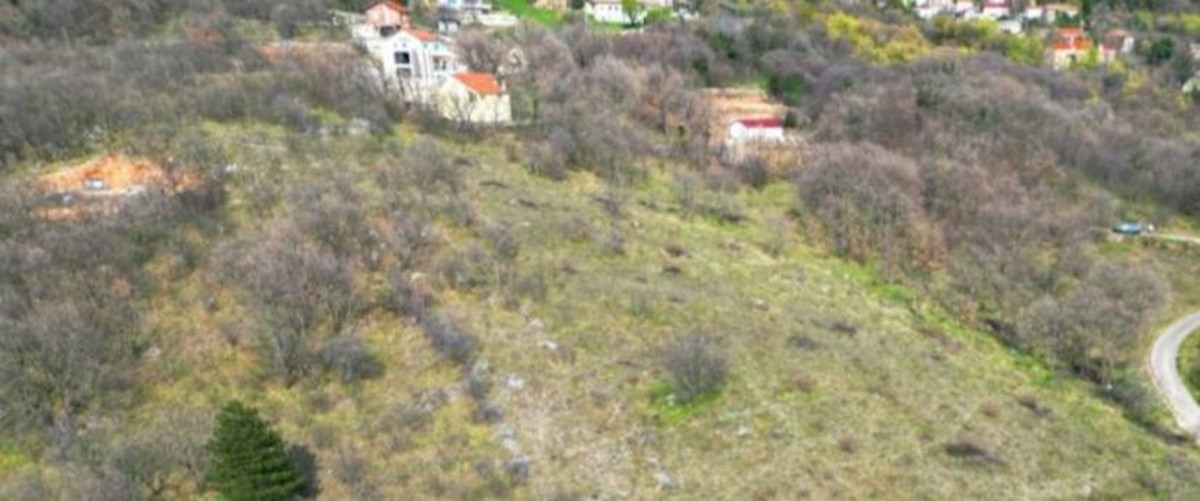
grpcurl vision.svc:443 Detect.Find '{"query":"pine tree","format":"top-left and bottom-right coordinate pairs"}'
top-left (206, 401), bottom-right (304, 501)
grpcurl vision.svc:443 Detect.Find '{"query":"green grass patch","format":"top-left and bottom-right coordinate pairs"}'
top-left (0, 443), bottom-right (31, 474)
top-left (493, 0), bottom-right (563, 25)
top-left (649, 381), bottom-right (723, 425)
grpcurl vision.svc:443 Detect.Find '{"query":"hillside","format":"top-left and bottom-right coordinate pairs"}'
top-left (1, 123), bottom-right (1197, 499)
top-left (8, 0), bottom-right (1200, 499)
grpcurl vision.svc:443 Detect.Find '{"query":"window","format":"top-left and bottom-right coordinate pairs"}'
top-left (395, 51), bottom-right (412, 65)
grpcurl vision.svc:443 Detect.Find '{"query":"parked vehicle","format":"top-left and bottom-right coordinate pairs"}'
top-left (1112, 221), bottom-right (1143, 236)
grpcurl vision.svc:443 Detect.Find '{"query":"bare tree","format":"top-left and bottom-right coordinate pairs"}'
top-left (457, 29), bottom-right (510, 74)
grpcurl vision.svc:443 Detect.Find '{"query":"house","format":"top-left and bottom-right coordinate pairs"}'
top-left (1103, 29), bottom-right (1135, 55)
top-left (353, 3), bottom-right (462, 99)
top-left (1023, 2), bottom-right (1044, 21)
top-left (364, 0), bottom-right (412, 36)
top-left (728, 117), bottom-right (784, 143)
top-left (952, 0), bottom-right (974, 17)
top-left (585, 0), bottom-right (638, 24)
top-left (980, 0), bottom-right (1011, 20)
top-left (1042, 3), bottom-right (1079, 23)
top-left (436, 73), bottom-right (512, 124)
top-left (997, 19), bottom-right (1023, 34)
top-left (360, 27), bottom-right (461, 98)
top-left (913, 0), bottom-right (954, 19)
top-left (353, 1), bottom-right (512, 125)
top-left (1046, 27), bottom-right (1093, 69)
top-left (436, 0), bottom-right (518, 32)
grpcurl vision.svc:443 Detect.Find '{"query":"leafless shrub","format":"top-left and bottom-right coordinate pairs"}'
top-left (797, 142), bottom-right (933, 277)
top-left (661, 333), bottom-right (729, 403)
top-left (419, 314), bottom-right (479, 366)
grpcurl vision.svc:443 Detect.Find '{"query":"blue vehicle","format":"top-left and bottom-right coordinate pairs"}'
top-left (1112, 221), bottom-right (1143, 236)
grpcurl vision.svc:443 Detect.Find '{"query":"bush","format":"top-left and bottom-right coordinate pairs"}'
top-left (797, 142), bottom-right (932, 277)
top-left (1104, 373), bottom-right (1155, 426)
top-left (420, 315), bottom-right (480, 366)
top-left (318, 335), bottom-right (383, 383)
top-left (661, 333), bottom-right (729, 403)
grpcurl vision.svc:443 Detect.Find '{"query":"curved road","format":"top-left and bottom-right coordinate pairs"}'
top-left (1149, 312), bottom-right (1200, 437)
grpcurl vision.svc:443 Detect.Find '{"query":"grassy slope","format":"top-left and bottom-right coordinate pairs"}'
top-left (8, 122), bottom-right (1200, 499)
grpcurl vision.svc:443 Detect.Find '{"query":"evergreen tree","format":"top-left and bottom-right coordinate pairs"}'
top-left (206, 401), bottom-right (304, 501)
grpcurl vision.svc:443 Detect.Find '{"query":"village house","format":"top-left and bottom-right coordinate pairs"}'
top-left (997, 18), bottom-right (1023, 34)
top-left (364, 0), bottom-right (410, 35)
top-left (980, 0), bottom-right (1011, 20)
top-left (913, 0), bottom-right (951, 20)
top-left (1023, 1), bottom-right (1044, 21)
top-left (1046, 27), bottom-right (1093, 69)
top-left (354, 0), bottom-right (460, 97)
top-left (728, 117), bottom-right (784, 143)
top-left (436, 73), bottom-right (513, 124)
top-left (952, 1), bottom-right (974, 17)
top-left (1042, 3), bottom-right (1080, 23)
top-left (353, 1), bottom-right (511, 125)
top-left (1101, 29), bottom-right (1135, 58)
top-left (722, 117), bottom-right (785, 162)
top-left (585, 0), bottom-right (637, 24)
top-left (584, 0), bottom-right (675, 24)
top-left (436, 0), bottom-right (518, 32)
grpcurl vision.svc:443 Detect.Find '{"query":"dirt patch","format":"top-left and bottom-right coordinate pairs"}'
top-left (35, 153), bottom-right (197, 220)
top-left (39, 153), bottom-right (171, 195)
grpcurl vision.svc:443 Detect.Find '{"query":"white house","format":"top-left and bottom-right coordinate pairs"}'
top-left (952, 0), bottom-right (974, 17)
top-left (352, 1), bottom-right (511, 126)
top-left (585, 0), bottom-right (635, 24)
top-left (980, 0), bottom-right (1011, 20)
top-left (728, 118), bottom-right (784, 143)
top-left (357, 28), bottom-right (461, 99)
top-left (1024, 5), bottom-right (1044, 21)
top-left (437, 73), bottom-right (513, 124)
top-left (437, 0), bottom-right (518, 32)
top-left (912, 0), bottom-right (953, 19)
top-left (1042, 3), bottom-right (1079, 23)
top-left (353, 2), bottom-right (462, 100)
top-left (997, 18), bottom-right (1023, 34)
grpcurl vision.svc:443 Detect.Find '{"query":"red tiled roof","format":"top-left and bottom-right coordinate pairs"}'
top-left (454, 73), bottom-right (504, 95)
top-left (736, 117), bottom-right (783, 129)
top-left (1051, 39), bottom-right (1091, 51)
top-left (403, 28), bottom-right (438, 42)
top-left (367, 0), bottom-right (408, 13)
top-left (1050, 28), bottom-right (1092, 51)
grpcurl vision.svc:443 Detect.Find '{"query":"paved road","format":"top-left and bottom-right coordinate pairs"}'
top-left (1148, 312), bottom-right (1200, 437)
top-left (1149, 233), bottom-right (1200, 245)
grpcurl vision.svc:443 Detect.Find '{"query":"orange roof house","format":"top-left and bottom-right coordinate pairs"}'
top-left (1047, 27), bottom-right (1094, 69)
top-left (365, 0), bottom-right (411, 30)
top-left (402, 28), bottom-right (439, 42)
top-left (437, 73), bottom-right (512, 124)
top-left (453, 73), bottom-right (505, 95)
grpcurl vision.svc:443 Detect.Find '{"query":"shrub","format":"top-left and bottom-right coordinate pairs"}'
top-left (420, 315), bottom-right (480, 366)
top-left (318, 335), bottom-right (383, 383)
top-left (661, 333), bottom-right (729, 403)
